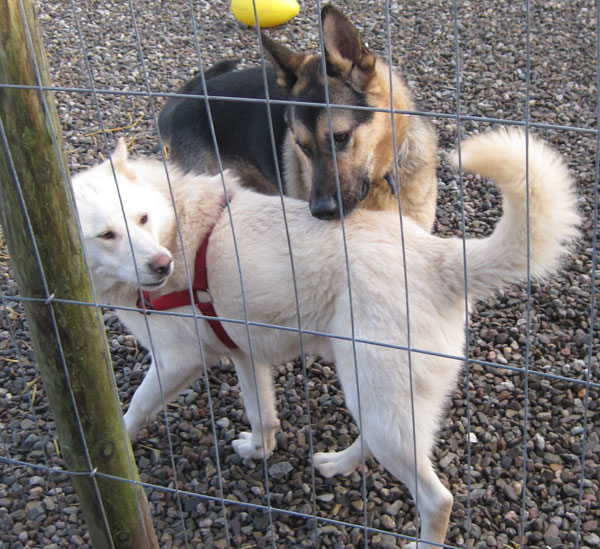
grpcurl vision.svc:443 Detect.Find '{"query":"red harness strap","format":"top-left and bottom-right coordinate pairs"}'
top-left (136, 200), bottom-right (238, 349)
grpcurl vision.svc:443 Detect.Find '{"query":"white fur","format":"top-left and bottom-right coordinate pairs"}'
top-left (72, 130), bottom-right (579, 548)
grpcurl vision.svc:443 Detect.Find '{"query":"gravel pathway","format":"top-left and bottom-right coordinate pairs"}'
top-left (1, 1), bottom-right (599, 548)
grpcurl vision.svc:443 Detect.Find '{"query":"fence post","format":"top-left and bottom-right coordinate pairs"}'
top-left (0, 1), bottom-right (159, 547)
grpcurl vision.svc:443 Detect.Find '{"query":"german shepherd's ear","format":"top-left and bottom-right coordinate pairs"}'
top-left (321, 4), bottom-right (376, 89)
top-left (261, 32), bottom-right (307, 91)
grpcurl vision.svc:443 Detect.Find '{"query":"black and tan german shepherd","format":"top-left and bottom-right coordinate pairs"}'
top-left (158, 4), bottom-right (438, 230)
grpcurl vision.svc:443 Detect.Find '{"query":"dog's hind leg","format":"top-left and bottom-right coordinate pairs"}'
top-left (314, 427), bottom-right (451, 546)
top-left (339, 361), bottom-right (452, 545)
top-left (376, 445), bottom-right (452, 549)
top-left (313, 435), bottom-right (372, 478)
top-left (230, 356), bottom-right (280, 460)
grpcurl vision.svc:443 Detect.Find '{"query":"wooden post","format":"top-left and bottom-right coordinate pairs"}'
top-left (0, 2), bottom-right (159, 547)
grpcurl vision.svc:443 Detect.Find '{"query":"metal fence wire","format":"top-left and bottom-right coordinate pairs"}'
top-left (1, 0), bottom-right (599, 548)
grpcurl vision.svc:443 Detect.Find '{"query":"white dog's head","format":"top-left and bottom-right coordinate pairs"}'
top-left (72, 139), bottom-right (174, 297)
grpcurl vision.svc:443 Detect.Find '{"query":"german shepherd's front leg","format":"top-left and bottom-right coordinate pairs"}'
top-left (230, 356), bottom-right (280, 460)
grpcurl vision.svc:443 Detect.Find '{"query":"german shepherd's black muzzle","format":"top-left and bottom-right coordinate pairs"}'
top-left (309, 175), bottom-right (372, 220)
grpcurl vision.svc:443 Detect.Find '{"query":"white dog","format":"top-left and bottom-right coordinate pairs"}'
top-left (72, 129), bottom-right (579, 548)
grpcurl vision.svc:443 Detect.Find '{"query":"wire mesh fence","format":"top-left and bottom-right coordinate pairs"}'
top-left (1, 0), bottom-right (599, 548)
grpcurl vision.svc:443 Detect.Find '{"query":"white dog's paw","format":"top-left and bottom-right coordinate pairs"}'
top-left (313, 451), bottom-right (357, 478)
top-left (123, 410), bottom-right (143, 441)
top-left (232, 431), bottom-right (275, 460)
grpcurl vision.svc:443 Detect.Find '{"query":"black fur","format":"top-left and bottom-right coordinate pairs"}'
top-left (158, 64), bottom-right (289, 190)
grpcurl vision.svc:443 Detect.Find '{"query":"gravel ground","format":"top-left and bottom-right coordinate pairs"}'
top-left (1, 0), bottom-right (599, 548)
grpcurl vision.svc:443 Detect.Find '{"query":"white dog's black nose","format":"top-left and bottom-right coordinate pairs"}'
top-left (149, 253), bottom-right (173, 276)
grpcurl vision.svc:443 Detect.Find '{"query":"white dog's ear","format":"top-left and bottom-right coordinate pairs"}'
top-left (112, 137), bottom-right (128, 167)
top-left (111, 137), bottom-right (137, 180)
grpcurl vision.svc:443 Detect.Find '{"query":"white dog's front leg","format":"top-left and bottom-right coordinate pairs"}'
top-left (124, 355), bottom-right (200, 439)
top-left (231, 357), bottom-right (280, 460)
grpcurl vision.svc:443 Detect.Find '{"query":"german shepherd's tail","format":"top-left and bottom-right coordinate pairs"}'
top-left (446, 129), bottom-right (580, 303)
top-left (190, 59), bottom-right (240, 85)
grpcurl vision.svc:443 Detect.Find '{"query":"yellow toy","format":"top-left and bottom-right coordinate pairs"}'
top-left (231, 0), bottom-right (300, 28)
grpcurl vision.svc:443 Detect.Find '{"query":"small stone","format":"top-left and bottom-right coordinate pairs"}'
top-left (28, 475), bottom-right (45, 486)
top-left (534, 433), bottom-right (545, 451)
top-left (320, 525), bottom-right (339, 535)
top-left (380, 514), bottom-right (395, 529)
top-left (384, 500), bottom-right (403, 515)
top-left (496, 332), bottom-right (509, 344)
top-left (377, 536), bottom-right (400, 549)
top-left (20, 418), bottom-right (35, 430)
top-left (544, 452), bottom-right (562, 464)
top-left (70, 535), bottom-right (85, 546)
top-left (543, 523), bottom-right (561, 546)
top-left (583, 533), bottom-right (600, 546)
top-left (184, 391), bottom-right (198, 405)
top-left (216, 417), bottom-right (230, 429)
top-left (43, 496), bottom-right (56, 512)
top-left (470, 488), bottom-right (485, 500)
top-left (268, 461), bottom-right (293, 479)
top-left (351, 499), bottom-right (364, 512)
top-left (503, 483), bottom-right (520, 502)
top-left (25, 500), bottom-right (45, 520)
top-left (562, 484), bottom-right (580, 498)
top-left (19, 434), bottom-right (38, 451)
top-left (184, 496), bottom-right (201, 513)
top-left (316, 493), bottom-right (334, 503)
top-left (29, 486), bottom-right (44, 498)
top-left (439, 452), bottom-right (457, 470)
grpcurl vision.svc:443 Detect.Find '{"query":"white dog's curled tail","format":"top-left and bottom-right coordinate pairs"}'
top-left (448, 128), bottom-right (581, 302)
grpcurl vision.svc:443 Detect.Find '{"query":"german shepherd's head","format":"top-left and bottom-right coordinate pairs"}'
top-left (262, 4), bottom-right (416, 220)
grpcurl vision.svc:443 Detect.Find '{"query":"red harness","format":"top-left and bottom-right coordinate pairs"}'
top-left (136, 200), bottom-right (238, 350)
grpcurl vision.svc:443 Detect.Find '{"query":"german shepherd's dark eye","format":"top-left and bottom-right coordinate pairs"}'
top-left (139, 214), bottom-right (148, 225)
top-left (99, 230), bottom-right (116, 240)
top-left (295, 140), bottom-right (312, 158)
top-left (333, 132), bottom-right (350, 146)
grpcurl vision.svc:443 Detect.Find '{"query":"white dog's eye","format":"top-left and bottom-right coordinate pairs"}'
top-left (139, 214), bottom-right (148, 225)
top-left (99, 230), bottom-right (116, 240)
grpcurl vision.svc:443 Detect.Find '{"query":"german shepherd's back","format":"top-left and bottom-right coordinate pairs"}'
top-left (158, 63), bottom-right (288, 196)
